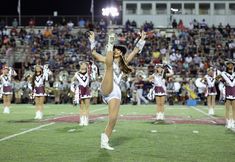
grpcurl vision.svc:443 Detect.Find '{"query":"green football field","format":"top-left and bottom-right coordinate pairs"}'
top-left (0, 103), bottom-right (235, 162)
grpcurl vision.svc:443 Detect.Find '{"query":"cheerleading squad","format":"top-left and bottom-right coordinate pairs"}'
top-left (0, 30), bottom-right (235, 150)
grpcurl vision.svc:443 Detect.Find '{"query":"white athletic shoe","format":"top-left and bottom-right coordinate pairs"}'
top-left (101, 133), bottom-right (114, 150)
top-left (226, 119), bottom-right (232, 129)
top-left (34, 111), bottom-right (43, 119)
top-left (38, 111), bottom-right (43, 119)
top-left (156, 113), bottom-right (160, 120)
top-left (3, 107), bottom-right (10, 114)
top-left (208, 109), bottom-right (211, 115)
top-left (230, 119), bottom-right (235, 129)
top-left (156, 112), bottom-right (164, 120)
top-left (211, 109), bottom-right (214, 115)
top-left (208, 109), bottom-right (214, 115)
top-left (161, 112), bottom-right (165, 120)
top-left (79, 116), bottom-right (84, 126)
top-left (84, 116), bottom-right (89, 126)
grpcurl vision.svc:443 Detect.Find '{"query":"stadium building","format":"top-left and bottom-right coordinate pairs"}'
top-left (121, 0), bottom-right (235, 27)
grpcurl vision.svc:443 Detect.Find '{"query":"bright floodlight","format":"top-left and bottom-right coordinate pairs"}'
top-left (102, 7), bottom-right (119, 17)
top-left (171, 8), bottom-right (179, 12)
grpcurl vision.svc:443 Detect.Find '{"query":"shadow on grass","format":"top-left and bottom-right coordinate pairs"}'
top-left (56, 126), bottom-right (84, 133)
top-left (151, 120), bottom-right (171, 125)
top-left (87, 150), bottom-right (112, 162)
top-left (7, 119), bottom-right (36, 123)
top-left (112, 136), bottom-right (131, 147)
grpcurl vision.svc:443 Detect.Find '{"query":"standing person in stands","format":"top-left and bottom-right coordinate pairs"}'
top-left (219, 60), bottom-right (235, 129)
top-left (88, 30), bottom-right (146, 150)
top-left (71, 61), bottom-right (92, 126)
top-left (30, 65), bottom-right (51, 119)
top-left (0, 64), bottom-right (17, 114)
top-left (148, 63), bottom-right (174, 120)
top-left (134, 75), bottom-right (149, 105)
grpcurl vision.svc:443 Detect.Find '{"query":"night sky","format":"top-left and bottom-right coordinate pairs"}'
top-left (0, 0), bottom-right (118, 16)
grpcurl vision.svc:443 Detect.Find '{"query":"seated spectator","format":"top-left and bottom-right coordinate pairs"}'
top-left (28, 18), bottom-right (35, 28)
top-left (78, 18), bottom-right (86, 27)
top-left (131, 20), bottom-right (137, 28)
top-left (12, 18), bottom-right (18, 28)
top-left (43, 27), bottom-right (52, 38)
top-left (67, 20), bottom-right (74, 31)
top-left (200, 19), bottom-right (207, 29)
top-left (61, 18), bottom-right (67, 26)
top-left (177, 19), bottom-right (185, 30)
top-left (99, 19), bottom-right (107, 31)
top-left (193, 19), bottom-right (199, 29)
top-left (46, 18), bottom-right (53, 27)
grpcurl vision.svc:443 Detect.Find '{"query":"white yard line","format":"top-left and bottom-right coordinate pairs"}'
top-left (0, 106), bottom-right (108, 142)
top-left (193, 106), bottom-right (235, 132)
top-left (0, 122), bottom-right (55, 142)
top-left (192, 106), bottom-right (217, 120)
top-left (48, 106), bottom-right (108, 120)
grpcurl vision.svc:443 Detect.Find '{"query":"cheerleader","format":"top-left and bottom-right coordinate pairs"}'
top-left (88, 30), bottom-right (146, 150)
top-left (148, 63), bottom-right (174, 120)
top-left (71, 62), bottom-right (92, 126)
top-left (0, 65), bottom-right (17, 114)
top-left (219, 60), bottom-right (235, 128)
top-left (30, 65), bottom-right (50, 119)
top-left (203, 67), bottom-right (218, 115)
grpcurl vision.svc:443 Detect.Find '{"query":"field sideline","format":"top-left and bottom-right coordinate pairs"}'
top-left (0, 103), bottom-right (235, 162)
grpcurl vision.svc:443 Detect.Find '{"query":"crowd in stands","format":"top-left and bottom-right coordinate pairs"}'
top-left (0, 17), bottom-right (234, 105)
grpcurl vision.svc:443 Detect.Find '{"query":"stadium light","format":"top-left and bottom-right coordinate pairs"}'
top-left (102, 7), bottom-right (119, 17)
top-left (171, 8), bottom-right (179, 12)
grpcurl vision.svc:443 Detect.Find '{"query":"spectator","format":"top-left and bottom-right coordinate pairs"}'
top-left (78, 18), bottom-right (86, 27)
top-left (46, 18), bottom-right (53, 27)
top-left (172, 19), bottom-right (177, 29)
top-left (134, 75), bottom-right (148, 105)
top-left (28, 18), bottom-right (35, 28)
top-left (12, 18), bottom-right (18, 28)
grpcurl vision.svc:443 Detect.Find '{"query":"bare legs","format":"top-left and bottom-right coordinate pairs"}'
top-left (101, 98), bottom-right (120, 150)
top-left (100, 49), bottom-right (120, 150)
top-left (79, 98), bottom-right (90, 126)
top-left (155, 96), bottom-right (165, 120)
top-left (34, 96), bottom-right (44, 119)
top-left (105, 99), bottom-right (121, 137)
top-left (207, 95), bottom-right (216, 115)
top-left (225, 100), bottom-right (235, 128)
top-left (3, 95), bottom-right (12, 114)
top-left (100, 51), bottom-right (113, 96)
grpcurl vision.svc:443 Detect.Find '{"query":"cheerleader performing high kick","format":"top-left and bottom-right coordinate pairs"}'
top-left (89, 30), bottom-right (146, 150)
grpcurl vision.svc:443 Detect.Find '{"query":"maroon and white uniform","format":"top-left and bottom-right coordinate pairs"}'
top-left (33, 74), bottom-right (47, 97)
top-left (0, 75), bottom-right (13, 95)
top-left (204, 75), bottom-right (217, 96)
top-left (0, 69), bottom-right (16, 95)
top-left (151, 65), bottom-right (174, 96)
top-left (152, 73), bottom-right (167, 96)
top-left (103, 62), bottom-right (122, 103)
top-left (221, 71), bottom-right (235, 100)
top-left (74, 72), bottom-right (91, 99)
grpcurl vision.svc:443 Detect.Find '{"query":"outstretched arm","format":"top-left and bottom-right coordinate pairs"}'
top-left (88, 31), bottom-right (106, 63)
top-left (125, 31), bottom-right (147, 64)
top-left (148, 75), bottom-right (154, 82)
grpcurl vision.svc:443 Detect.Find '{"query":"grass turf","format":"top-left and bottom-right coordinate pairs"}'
top-left (0, 104), bottom-right (234, 162)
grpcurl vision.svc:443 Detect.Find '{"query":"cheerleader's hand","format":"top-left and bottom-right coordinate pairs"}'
top-left (135, 31), bottom-right (146, 53)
